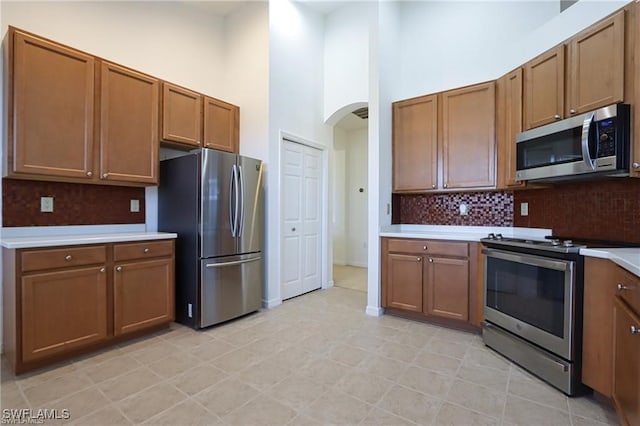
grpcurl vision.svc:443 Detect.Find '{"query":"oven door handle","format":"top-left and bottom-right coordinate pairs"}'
top-left (482, 248), bottom-right (572, 272)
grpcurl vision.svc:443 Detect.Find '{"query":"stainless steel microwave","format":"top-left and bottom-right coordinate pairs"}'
top-left (515, 103), bottom-right (630, 182)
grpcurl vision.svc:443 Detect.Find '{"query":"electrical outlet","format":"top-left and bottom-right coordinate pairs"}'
top-left (520, 202), bottom-right (529, 216)
top-left (40, 196), bottom-right (54, 213)
top-left (459, 203), bottom-right (469, 216)
top-left (130, 199), bottom-right (140, 213)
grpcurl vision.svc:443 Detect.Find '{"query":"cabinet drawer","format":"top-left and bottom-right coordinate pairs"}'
top-left (114, 240), bottom-right (174, 261)
top-left (386, 239), bottom-right (468, 257)
top-left (21, 245), bottom-right (107, 272)
top-left (615, 266), bottom-right (640, 314)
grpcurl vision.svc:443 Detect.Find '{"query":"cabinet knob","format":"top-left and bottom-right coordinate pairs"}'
top-left (86, 171), bottom-right (93, 177)
top-left (431, 184), bottom-right (436, 189)
top-left (102, 173), bottom-right (109, 178)
top-left (100, 267), bottom-right (105, 273)
top-left (422, 245), bottom-right (427, 250)
top-left (144, 248), bottom-right (150, 253)
top-left (429, 258), bottom-right (433, 263)
top-left (631, 325), bottom-right (640, 335)
top-left (569, 109), bottom-right (576, 115)
top-left (443, 183), bottom-right (448, 188)
top-left (116, 266), bottom-right (122, 272)
top-left (416, 257), bottom-right (421, 262)
top-left (633, 162), bottom-right (640, 169)
top-left (554, 114), bottom-right (561, 120)
top-left (617, 283), bottom-right (633, 292)
top-left (64, 255), bottom-right (72, 261)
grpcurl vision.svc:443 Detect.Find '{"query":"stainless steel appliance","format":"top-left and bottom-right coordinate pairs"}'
top-left (515, 103), bottom-right (630, 182)
top-left (158, 149), bottom-right (264, 329)
top-left (481, 234), bottom-right (585, 395)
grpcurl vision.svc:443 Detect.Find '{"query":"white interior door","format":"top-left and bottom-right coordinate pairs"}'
top-left (281, 139), bottom-right (322, 300)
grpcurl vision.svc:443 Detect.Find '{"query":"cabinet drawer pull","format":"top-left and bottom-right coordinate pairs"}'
top-left (116, 266), bottom-right (122, 272)
top-left (102, 173), bottom-right (109, 178)
top-left (100, 267), bottom-right (105, 273)
top-left (633, 162), bottom-right (640, 169)
top-left (416, 257), bottom-right (421, 262)
top-left (443, 183), bottom-right (448, 188)
top-left (631, 325), bottom-right (640, 335)
top-left (617, 283), bottom-right (634, 292)
top-left (64, 255), bottom-right (72, 261)
top-left (554, 114), bottom-right (561, 120)
top-left (569, 109), bottom-right (576, 115)
top-left (431, 184), bottom-right (436, 189)
top-left (86, 171), bottom-right (93, 177)
top-left (422, 246), bottom-right (427, 250)
top-left (143, 248), bottom-right (150, 253)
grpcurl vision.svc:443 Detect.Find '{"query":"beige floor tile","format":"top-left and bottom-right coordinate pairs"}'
top-left (434, 402), bottom-right (500, 426)
top-left (304, 390), bottom-right (371, 425)
top-left (194, 377), bottom-right (259, 417)
top-left (269, 373), bottom-right (328, 411)
top-left (126, 340), bottom-right (180, 365)
top-left (53, 387), bottom-right (110, 423)
top-left (219, 327), bottom-right (266, 347)
top-left (1, 382), bottom-right (29, 409)
top-left (348, 333), bottom-right (388, 352)
top-left (82, 354), bottom-right (142, 384)
top-left (147, 352), bottom-right (202, 379)
top-left (162, 329), bottom-right (216, 347)
top-left (377, 341), bottom-right (421, 363)
top-left (287, 414), bottom-right (323, 425)
top-left (397, 365), bottom-right (453, 398)
top-left (270, 347), bottom-right (316, 370)
top-left (507, 368), bottom-right (569, 412)
top-left (333, 265), bottom-right (367, 293)
top-left (210, 348), bottom-right (261, 373)
top-left (71, 405), bottom-right (132, 425)
top-left (434, 328), bottom-right (479, 344)
top-left (326, 343), bottom-right (369, 367)
top-left (118, 335), bottom-right (165, 354)
top-left (14, 361), bottom-right (78, 391)
top-left (189, 338), bottom-right (237, 362)
top-left (425, 338), bottom-right (471, 360)
top-left (445, 379), bottom-right (505, 419)
top-left (568, 394), bottom-right (619, 425)
top-left (22, 372), bottom-right (93, 407)
top-left (243, 335), bottom-right (293, 357)
top-left (412, 350), bottom-right (462, 376)
top-left (117, 382), bottom-right (187, 424)
top-left (235, 357), bottom-right (291, 391)
top-left (455, 361), bottom-right (509, 393)
top-left (392, 329), bottom-right (435, 349)
top-left (297, 334), bottom-right (339, 355)
top-left (360, 407), bottom-right (415, 425)
top-left (98, 367), bottom-right (163, 402)
top-left (223, 394), bottom-right (298, 426)
top-left (358, 354), bottom-right (409, 381)
top-left (503, 395), bottom-right (571, 426)
top-left (334, 370), bottom-right (393, 404)
top-left (464, 346), bottom-right (510, 372)
top-left (143, 399), bottom-right (223, 425)
top-left (170, 363), bottom-right (228, 396)
top-left (377, 384), bottom-right (441, 425)
top-left (297, 357), bottom-right (350, 387)
top-left (72, 346), bottom-right (125, 368)
top-left (571, 415), bottom-right (616, 426)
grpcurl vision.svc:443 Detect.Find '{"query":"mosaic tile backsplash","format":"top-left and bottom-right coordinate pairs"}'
top-left (394, 191), bottom-right (514, 226)
top-left (514, 178), bottom-right (640, 243)
top-left (2, 179), bottom-right (145, 227)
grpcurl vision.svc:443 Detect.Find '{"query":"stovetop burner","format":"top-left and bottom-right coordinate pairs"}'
top-left (481, 233), bottom-right (586, 254)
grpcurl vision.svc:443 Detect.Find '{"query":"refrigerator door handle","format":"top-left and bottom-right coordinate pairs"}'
top-left (229, 165), bottom-right (237, 237)
top-left (238, 164), bottom-right (245, 237)
top-left (205, 257), bottom-right (262, 268)
top-left (233, 163), bottom-right (240, 238)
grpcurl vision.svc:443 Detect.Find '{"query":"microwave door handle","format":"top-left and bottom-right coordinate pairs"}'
top-left (581, 112), bottom-right (596, 171)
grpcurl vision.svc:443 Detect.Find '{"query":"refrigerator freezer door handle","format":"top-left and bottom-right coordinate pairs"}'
top-left (238, 165), bottom-right (245, 237)
top-left (229, 165), bottom-right (237, 237)
top-left (205, 257), bottom-right (262, 268)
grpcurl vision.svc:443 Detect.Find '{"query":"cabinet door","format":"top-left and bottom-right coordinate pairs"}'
top-left (441, 82), bottom-right (496, 190)
top-left (10, 29), bottom-right (95, 180)
top-left (524, 45), bottom-right (565, 129)
top-left (497, 69), bottom-right (525, 189)
top-left (612, 297), bottom-right (640, 426)
top-left (114, 258), bottom-right (174, 336)
top-left (99, 61), bottom-right (159, 184)
top-left (424, 257), bottom-right (469, 321)
top-left (203, 96), bottom-right (239, 153)
top-left (385, 253), bottom-right (423, 312)
top-left (161, 82), bottom-right (202, 147)
top-left (392, 95), bottom-right (438, 192)
top-left (21, 266), bottom-right (107, 362)
top-left (568, 11), bottom-right (624, 115)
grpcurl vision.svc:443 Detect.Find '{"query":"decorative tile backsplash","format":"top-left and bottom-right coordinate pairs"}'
top-left (2, 179), bottom-right (145, 227)
top-left (394, 191), bottom-right (514, 226)
top-left (514, 178), bottom-right (640, 243)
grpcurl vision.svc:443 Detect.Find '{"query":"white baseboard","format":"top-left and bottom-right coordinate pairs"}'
top-left (263, 297), bottom-right (282, 309)
top-left (347, 261), bottom-right (368, 268)
top-left (365, 305), bottom-right (384, 317)
top-left (324, 280), bottom-right (335, 289)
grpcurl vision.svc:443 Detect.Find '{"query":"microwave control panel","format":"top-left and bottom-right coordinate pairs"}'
top-left (596, 118), bottom-right (617, 158)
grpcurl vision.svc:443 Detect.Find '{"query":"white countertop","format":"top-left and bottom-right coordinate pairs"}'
top-left (1, 225), bottom-right (177, 249)
top-left (580, 248), bottom-right (640, 278)
top-left (380, 224), bottom-right (552, 242)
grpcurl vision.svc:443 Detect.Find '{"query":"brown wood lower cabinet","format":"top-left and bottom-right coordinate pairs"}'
top-left (382, 237), bottom-right (477, 328)
top-left (613, 296), bottom-right (640, 426)
top-left (2, 239), bottom-right (175, 374)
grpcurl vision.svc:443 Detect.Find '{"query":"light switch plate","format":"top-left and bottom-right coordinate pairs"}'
top-left (130, 199), bottom-right (140, 213)
top-left (40, 196), bottom-right (54, 213)
top-left (520, 202), bottom-right (529, 216)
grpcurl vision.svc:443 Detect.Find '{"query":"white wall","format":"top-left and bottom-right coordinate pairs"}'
top-left (332, 129), bottom-right (347, 265)
top-left (267, 0), bottom-right (331, 307)
top-left (323, 3), bottom-right (370, 122)
top-left (346, 127), bottom-right (368, 267)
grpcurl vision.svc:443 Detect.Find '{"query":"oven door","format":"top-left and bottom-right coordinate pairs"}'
top-left (483, 248), bottom-right (576, 361)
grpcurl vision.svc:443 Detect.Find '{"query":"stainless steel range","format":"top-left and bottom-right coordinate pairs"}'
top-left (480, 233), bottom-right (586, 396)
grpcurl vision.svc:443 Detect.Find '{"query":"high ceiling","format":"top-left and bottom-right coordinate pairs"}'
top-left (180, 0), bottom-right (355, 17)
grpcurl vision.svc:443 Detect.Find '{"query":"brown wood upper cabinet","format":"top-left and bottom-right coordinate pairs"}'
top-left (392, 95), bottom-right (438, 192)
top-left (496, 68), bottom-right (525, 189)
top-left (99, 61), bottom-right (159, 185)
top-left (204, 96), bottom-right (239, 153)
top-left (7, 28), bottom-right (95, 180)
top-left (161, 82), bottom-right (203, 147)
top-left (441, 82), bottom-right (496, 190)
top-left (524, 45), bottom-right (565, 130)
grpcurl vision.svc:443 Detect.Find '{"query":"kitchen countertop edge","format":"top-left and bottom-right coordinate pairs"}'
top-left (1, 232), bottom-right (178, 249)
top-left (380, 225), bottom-right (552, 242)
top-left (580, 248), bottom-right (640, 278)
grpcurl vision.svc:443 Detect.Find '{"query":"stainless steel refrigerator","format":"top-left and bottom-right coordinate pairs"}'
top-left (158, 148), bottom-right (263, 329)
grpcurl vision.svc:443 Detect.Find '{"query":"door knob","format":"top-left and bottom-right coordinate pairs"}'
top-left (292, 227), bottom-right (296, 232)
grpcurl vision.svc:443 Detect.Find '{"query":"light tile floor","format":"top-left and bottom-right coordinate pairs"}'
top-left (1, 287), bottom-right (620, 425)
top-left (333, 265), bottom-right (368, 293)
